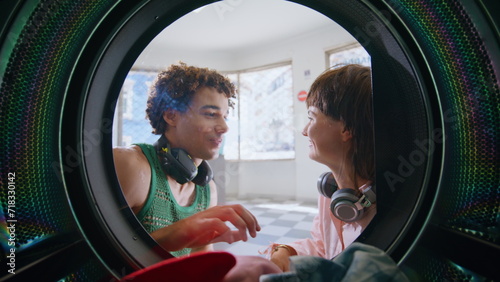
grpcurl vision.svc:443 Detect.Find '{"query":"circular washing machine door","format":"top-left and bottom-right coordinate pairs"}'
top-left (0, 0), bottom-right (498, 281)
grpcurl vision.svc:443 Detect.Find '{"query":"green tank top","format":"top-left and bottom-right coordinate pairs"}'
top-left (134, 143), bottom-right (211, 257)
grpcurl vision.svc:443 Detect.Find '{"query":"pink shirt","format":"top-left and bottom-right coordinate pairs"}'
top-left (286, 186), bottom-right (376, 259)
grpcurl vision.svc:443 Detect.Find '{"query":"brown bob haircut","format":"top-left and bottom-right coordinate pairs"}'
top-left (306, 64), bottom-right (375, 182)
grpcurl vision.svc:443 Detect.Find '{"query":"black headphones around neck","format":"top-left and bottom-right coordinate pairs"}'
top-left (153, 135), bottom-right (213, 186)
top-left (317, 172), bottom-right (376, 222)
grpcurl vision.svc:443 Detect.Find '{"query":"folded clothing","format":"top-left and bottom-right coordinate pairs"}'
top-left (260, 242), bottom-right (409, 282)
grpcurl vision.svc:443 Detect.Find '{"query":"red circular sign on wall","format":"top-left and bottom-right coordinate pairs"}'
top-left (297, 90), bottom-right (308, 102)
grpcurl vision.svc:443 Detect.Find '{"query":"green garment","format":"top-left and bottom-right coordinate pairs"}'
top-left (134, 143), bottom-right (211, 257)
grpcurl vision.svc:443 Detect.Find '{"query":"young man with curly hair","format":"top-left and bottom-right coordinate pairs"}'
top-left (113, 63), bottom-right (262, 257)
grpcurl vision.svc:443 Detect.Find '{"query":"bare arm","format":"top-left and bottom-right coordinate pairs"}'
top-left (113, 146), bottom-right (151, 214)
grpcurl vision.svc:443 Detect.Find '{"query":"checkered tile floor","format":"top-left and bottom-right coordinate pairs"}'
top-left (213, 197), bottom-right (318, 257)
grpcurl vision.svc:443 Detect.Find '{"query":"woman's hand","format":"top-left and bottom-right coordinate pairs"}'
top-left (270, 246), bottom-right (296, 271)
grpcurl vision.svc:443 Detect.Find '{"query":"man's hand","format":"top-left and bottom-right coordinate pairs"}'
top-left (224, 255), bottom-right (282, 282)
top-left (150, 204), bottom-right (260, 251)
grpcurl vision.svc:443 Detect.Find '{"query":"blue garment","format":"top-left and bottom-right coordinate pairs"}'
top-left (260, 242), bottom-right (409, 282)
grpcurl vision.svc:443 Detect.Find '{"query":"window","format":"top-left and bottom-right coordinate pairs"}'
top-left (327, 43), bottom-right (371, 67)
top-left (224, 62), bottom-right (295, 161)
top-left (114, 69), bottom-right (158, 147)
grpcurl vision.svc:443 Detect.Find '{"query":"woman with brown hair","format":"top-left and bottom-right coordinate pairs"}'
top-left (268, 64), bottom-right (376, 271)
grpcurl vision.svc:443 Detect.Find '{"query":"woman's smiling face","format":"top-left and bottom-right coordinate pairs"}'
top-left (302, 106), bottom-right (351, 168)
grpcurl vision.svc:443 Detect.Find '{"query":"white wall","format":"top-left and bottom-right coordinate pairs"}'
top-left (134, 23), bottom-right (356, 203)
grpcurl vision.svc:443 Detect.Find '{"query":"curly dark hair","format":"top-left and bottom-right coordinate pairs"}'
top-left (146, 62), bottom-right (236, 135)
top-left (306, 64), bottom-right (374, 183)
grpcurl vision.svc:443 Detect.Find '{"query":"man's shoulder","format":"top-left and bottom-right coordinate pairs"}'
top-left (113, 145), bottom-right (152, 211)
top-left (113, 144), bottom-right (141, 156)
top-left (113, 145), bottom-right (149, 169)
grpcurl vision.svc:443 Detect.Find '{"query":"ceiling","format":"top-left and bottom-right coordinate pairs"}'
top-left (148, 0), bottom-right (345, 52)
